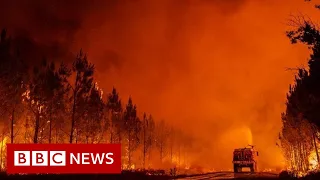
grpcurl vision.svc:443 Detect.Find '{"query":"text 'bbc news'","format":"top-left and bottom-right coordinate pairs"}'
top-left (15, 151), bottom-right (114, 166)
top-left (7, 144), bottom-right (121, 174)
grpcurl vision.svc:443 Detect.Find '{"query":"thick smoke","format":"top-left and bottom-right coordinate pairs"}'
top-left (1, 0), bottom-right (319, 170)
top-left (0, 0), bottom-right (113, 64)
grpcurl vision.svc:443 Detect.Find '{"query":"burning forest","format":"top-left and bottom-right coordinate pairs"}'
top-left (277, 0), bottom-right (320, 176)
top-left (2, 0), bottom-right (320, 179)
top-left (0, 30), bottom-right (195, 172)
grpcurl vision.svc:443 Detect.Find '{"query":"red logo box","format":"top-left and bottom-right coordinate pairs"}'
top-left (6, 144), bottom-right (121, 174)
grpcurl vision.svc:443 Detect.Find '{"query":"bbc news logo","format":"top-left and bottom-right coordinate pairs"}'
top-left (14, 151), bottom-right (67, 166)
top-left (7, 144), bottom-right (121, 174)
top-left (14, 151), bottom-right (114, 166)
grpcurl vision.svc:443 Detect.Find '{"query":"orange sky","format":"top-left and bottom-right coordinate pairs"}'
top-left (67, 0), bottom-right (320, 169)
top-left (2, 0), bottom-right (320, 170)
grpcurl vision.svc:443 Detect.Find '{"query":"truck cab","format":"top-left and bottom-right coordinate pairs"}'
top-left (232, 145), bottom-right (258, 173)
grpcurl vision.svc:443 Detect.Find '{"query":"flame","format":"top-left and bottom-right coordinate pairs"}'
top-left (94, 82), bottom-right (103, 99)
top-left (308, 150), bottom-right (319, 170)
top-left (22, 89), bottom-right (45, 112)
top-left (122, 163), bottom-right (135, 170)
top-left (0, 137), bottom-right (8, 170)
top-left (22, 89), bottom-right (30, 100)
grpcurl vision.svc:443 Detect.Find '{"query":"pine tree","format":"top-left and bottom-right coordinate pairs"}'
top-left (155, 119), bottom-right (169, 165)
top-left (83, 83), bottom-right (104, 144)
top-left (281, 2), bottom-right (320, 170)
top-left (106, 87), bottom-right (122, 143)
top-left (0, 29), bottom-right (28, 144)
top-left (123, 97), bottom-right (141, 168)
top-left (141, 113), bottom-right (155, 169)
top-left (25, 59), bottom-right (67, 143)
top-left (68, 50), bottom-right (94, 144)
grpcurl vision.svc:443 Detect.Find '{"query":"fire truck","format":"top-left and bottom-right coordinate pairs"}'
top-left (232, 145), bottom-right (258, 173)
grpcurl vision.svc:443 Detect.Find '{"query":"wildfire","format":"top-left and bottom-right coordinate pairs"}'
top-left (22, 89), bottom-right (45, 112)
top-left (94, 82), bottom-right (103, 99)
top-left (0, 137), bottom-right (7, 170)
top-left (308, 151), bottom-right (319, 170)
top-left (21, 89), bottom-right (30, 100)
top-left (122, 163), bottom-right (135, 170)
top-left (262, 168), bottom-right (272, 172)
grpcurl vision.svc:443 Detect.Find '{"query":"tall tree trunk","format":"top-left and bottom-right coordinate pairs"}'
top-left (24, 117), bottom-right (29, 143)
top-left (11, 108), bottom-right (14, 144)
top-left (118, 128), bottom-right (121, 143)
top-left (69, 94), bottom-right (76, 144)
top-left (49, 109), bottom-right (52, 143)
top-left (0, 134), bottom-right (4, 170)
top-left (143, 123), bottom-right (146, 169)
top-left (75, 129), bottom-right (79, 144)
top-left (312, 130), bottom-right (320, 168)
top-left (56, 124), bottom-right (58, 143)
top-left (128, 132), bottom-right (131, 168)
top-left (110, 126), bottom-right (113, 143)
top-left (33, 111), bottom-right (40, 144)
top-left (39, 128), bottom-right (44, 144)
top-left (109, 111), bottom-right (113, 143)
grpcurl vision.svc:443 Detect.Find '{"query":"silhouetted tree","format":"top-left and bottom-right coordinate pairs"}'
top-left (123, 97), bottom-right (141, 168)
top-left (25, 59), bottom-right (67, 143)
top-left (68, 50), bottom-right (94, 144)
top-left (141, 113), bottom-right (155, 169)
top-left (83, 83), bottom-right (104, 143)
top-left (106, 87), bottom-right (122, 143)
top-left (281, 3), bottom-right (320, 170)
top-left (24, 59), bottom-right (49, 144)
top-left (0, 28), bottom-right (197, 171)
top-left (155, 120), bottom-right (169, 164)
top-left (168, 127), bottom-right (176, 165)
top-left (41, 62), bottom-right (69, 143)
top-left (0, 29), bottom-right (28, 144)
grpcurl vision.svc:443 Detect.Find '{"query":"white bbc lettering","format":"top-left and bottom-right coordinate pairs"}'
top-left (70, 153), bottom-right (80, 164)
top-left (49, 151), bottom-right (66, 166)
top-left (69, 153), bottom-right (115, 165)
top-left (91, 153), bottom-right (104, 164)
top-left (82, 153), bottom-right (90, 164)
top-left (32, 151), bottom-right (48, 166)
top-left (105, 153), bottom-right (114, 164)
top-left (14, 151), bottom-right (30, 166)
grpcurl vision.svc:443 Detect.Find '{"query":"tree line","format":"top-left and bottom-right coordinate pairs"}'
top-left (0, 29), bottom-right (194, 170)
top-left (279, 0), bottom-right (320, 174)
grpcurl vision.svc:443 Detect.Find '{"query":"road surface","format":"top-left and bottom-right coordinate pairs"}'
top-left (174, 172), bottom-right (279, 180)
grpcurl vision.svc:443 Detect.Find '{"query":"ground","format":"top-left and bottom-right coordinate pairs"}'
top-left (0, 171), bottom-right (319, 180)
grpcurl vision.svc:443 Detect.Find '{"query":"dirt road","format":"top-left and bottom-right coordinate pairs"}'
top-left (174, 172), bottom-right (279, 180)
